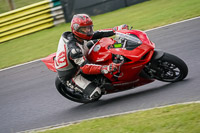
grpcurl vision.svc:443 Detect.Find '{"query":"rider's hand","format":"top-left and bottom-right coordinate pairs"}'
top-left (113, 24), bottom-right (129, 32)
top-left (101, 63), bottom-right (118, 74)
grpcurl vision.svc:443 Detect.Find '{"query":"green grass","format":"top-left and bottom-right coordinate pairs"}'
top-left (0, 0), bottom-right (200, 69)
top-left (37, 103), bottom-right (200, 133)
top-left (0, 0), bottom-right (42, 13)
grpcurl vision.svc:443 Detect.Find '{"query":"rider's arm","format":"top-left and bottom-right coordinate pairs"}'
top-left (92, 24), bottom-right (129, 39)
top-left (92, 29), bottom-right (115, 39)
top-left (69, 47), bottom-right (117, 75)
top-left (69, 47), bottom-right (102, 74)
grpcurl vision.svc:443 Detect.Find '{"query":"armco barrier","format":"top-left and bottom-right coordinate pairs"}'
top-left (0, 0), bottom-right (64, 43)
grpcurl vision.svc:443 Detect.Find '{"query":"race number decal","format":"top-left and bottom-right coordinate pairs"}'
top-left (57, 52), bottom-right (66, 63)
top-left (55, 45), bottom-right (68, 69)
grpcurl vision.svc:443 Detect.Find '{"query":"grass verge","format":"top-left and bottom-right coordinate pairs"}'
top-left (0, 0), bottom-right (200, 69)
top-left (36, 102), bottom-right (200, 133)
top-left (0, 0), bottom-right (42, 13)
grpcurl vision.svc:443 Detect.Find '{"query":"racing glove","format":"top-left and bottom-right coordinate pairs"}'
top-left (113, 24), bottom-right (129, 32)
top-left (101, 63), bottom-right (118, 74)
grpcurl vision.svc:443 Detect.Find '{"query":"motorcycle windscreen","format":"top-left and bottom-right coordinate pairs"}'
top-left (115, 32), bottom-right (142, 50)
top-left (41, 53), bottom-right (57, 72)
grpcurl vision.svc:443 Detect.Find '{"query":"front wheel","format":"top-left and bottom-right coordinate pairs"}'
top-left (55, 77), bottom-right (101, 104)
top-left (150, 53), bottom-right (188, 82)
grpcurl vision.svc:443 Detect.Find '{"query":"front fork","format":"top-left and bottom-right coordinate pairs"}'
top-left (142, 49), bottom-right (165, 78)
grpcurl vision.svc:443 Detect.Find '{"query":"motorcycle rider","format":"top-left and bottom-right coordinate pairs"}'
top-left (54, 14), bottom-right (128, 100)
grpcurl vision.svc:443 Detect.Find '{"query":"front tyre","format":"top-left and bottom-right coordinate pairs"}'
top-left (55, 77), bottom-right (101, 103)
top-left (150, 53), bottom-right (188, 82)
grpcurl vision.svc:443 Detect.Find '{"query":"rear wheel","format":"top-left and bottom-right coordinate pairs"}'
top-left (150, 53), bottom-right (188, 82)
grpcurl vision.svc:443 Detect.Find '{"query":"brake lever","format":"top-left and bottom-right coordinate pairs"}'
top-left (113, 60), bottom-right (124, 78)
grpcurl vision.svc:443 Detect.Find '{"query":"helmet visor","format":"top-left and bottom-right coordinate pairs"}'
top-left (78, 25), bottom-right (94, 36)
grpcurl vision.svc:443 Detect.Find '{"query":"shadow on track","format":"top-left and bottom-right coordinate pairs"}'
top-left (67, 79), bottom-right (190, 112)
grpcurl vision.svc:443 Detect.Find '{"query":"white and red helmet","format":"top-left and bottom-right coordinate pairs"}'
top-left (71, 14), bottom-right (94, 40)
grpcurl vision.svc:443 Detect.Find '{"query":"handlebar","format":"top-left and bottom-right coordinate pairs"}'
top-left (111, 56), bottom-right (124, 78)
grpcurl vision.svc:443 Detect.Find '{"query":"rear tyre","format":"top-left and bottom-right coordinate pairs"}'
top-left (55, 77), bottom-right (101, 103)
top-left (150, 52), bottom-right (188, 82)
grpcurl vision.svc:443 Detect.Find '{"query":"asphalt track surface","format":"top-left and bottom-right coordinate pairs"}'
top-left (0, 17), bottom-right (200, 133)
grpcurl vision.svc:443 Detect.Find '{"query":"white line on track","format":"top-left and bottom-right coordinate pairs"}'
top-left (0, 58), bottom-right (42, 72)
top-left (18, 101), bottom-right (200, 133)
top-left (1, 16), bottom-right (200, 72)
top-left (144, 16), bottom-right (200, 32)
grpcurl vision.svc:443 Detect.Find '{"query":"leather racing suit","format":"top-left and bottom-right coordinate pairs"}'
top-left (54, 29), bottom-right (115, 99)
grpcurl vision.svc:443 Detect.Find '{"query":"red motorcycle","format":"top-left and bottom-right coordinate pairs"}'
top-left (42, 29), bottom-right (188, 103)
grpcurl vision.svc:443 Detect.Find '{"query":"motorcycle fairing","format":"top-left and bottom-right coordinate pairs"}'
top-left (87, 30), bottom-right (155, 64)
top-left (87, 30), bottom-right (156, 91)
top-left (41, 53), bottom-right (57, 72)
